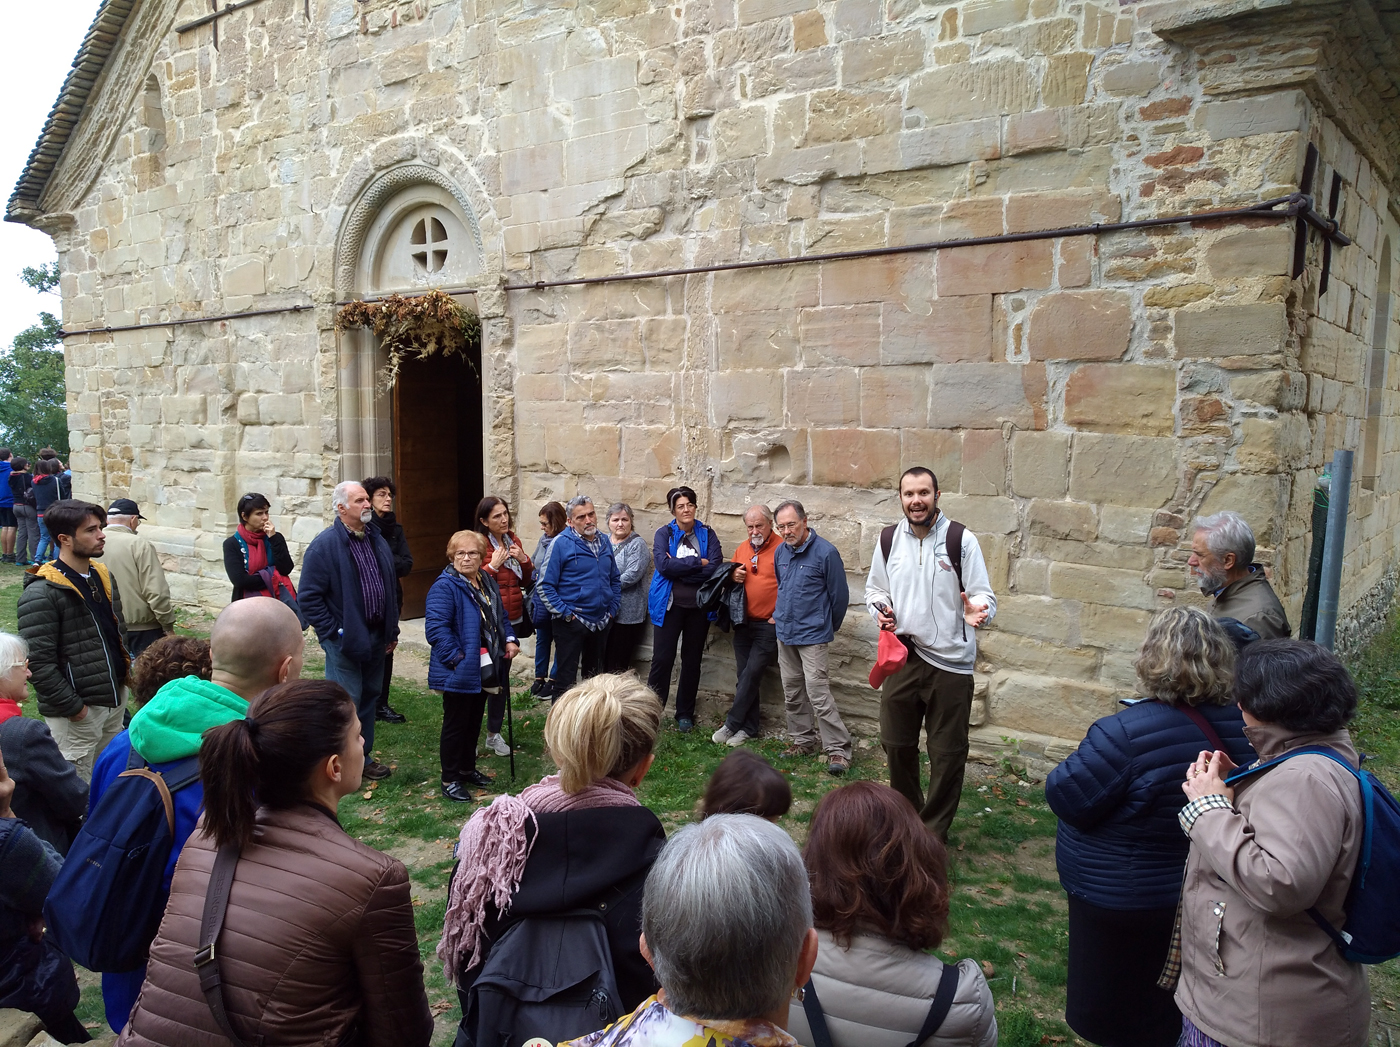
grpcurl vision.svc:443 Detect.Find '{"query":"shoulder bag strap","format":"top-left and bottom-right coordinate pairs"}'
top-left (1176, 704), bottom-right (1226, 754)
top-left (906, 961), bottom-right (961, 1047)
top-left (800, 978), bottom-right (836, 1047)
top-left (195, 843), bottom-right (253, 1047)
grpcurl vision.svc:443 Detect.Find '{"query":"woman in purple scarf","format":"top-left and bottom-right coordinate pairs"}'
top-left (439, 673), bottom-right (666, 1039)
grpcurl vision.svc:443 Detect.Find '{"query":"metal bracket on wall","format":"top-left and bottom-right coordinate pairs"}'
top-left (1292, 143), bottom-right (1353, 296)
top-left (174, 0), bottom-right (300, 40)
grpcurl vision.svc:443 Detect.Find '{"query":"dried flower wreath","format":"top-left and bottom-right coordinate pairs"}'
top-left (335, 289), bottom-right (481, 392)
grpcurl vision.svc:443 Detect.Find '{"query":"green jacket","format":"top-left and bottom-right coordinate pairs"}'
top-left (128, 676), bottom-right (248, 763)
top-left (18, 561), bottom-right (130, 718)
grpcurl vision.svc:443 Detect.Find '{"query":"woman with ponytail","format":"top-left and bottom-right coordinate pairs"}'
top-left (116, 679), bottom-right (433, 1047)
top-left (438, 673), bottom-right (666, 1036)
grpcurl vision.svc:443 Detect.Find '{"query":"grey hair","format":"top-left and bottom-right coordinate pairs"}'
top-left (1193, 511), bottom-right (1256, 567)
top-left (774, 499), bottom-right (806, 522)
top-left (744, 504), bottom-right (774, 523)
top-left (566, 494), bottom-right (594, 516)
top-left (606, 502), bottom-right (634, 522)
top-left (331, 480), bottom-right (363, 511)
top-left (0, 632), bottom-right (27, 670)
top-left (642, 814), bottom-right (812, 1021)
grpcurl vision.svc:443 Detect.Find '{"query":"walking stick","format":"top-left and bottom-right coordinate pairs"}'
top-left (506, 679), bottom-right (516, 780)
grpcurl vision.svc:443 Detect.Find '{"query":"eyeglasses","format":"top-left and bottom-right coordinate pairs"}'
top-left (452, 550), bottom-right (483, 560)
top-left (749, 555), bottom-right (760, 575)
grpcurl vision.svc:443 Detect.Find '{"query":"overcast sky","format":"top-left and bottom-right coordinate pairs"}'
top-left (0, 4), bottom-right (99, 343)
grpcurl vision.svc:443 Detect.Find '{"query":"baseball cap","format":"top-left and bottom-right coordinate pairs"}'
top-left (107, 498), bottom-right (146, 519)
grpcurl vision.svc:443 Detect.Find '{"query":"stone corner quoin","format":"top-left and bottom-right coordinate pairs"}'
top-left (21, 0), bottom-right (1400, 763)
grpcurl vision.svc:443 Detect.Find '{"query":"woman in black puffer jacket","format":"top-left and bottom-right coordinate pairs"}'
top-left (1045, 606), bottom-right (1255, 1047)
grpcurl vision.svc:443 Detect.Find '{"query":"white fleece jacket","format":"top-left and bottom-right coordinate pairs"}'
top-left (863, 514), bottom-right (995, 674)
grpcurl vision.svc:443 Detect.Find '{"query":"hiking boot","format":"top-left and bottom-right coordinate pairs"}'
top-left (727, 729), bottom-right (753, 747)
top-left (826, 755), bottom-right (850, 777)
top-left (486, 732), bottom-right (511, 757)
top-left (461, 768), bottom-right (495, 788)
top-left (677, 718), bottom-right (694, 734)
top-left (779, 744), bottom-right (817, 758)
top-left (376, 705), bottom-right (407, 724)
top-left (362, 760), bottom-right (393, 781)
top-left (711, 724), bottom-right (734, 745)
top-left (441, 781), bottom-right (473, 803)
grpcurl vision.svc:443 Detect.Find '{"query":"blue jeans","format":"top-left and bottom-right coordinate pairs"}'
top-left (34, 515), bottom-right (53, 562)
top-left (322, 631), bottom-right (387, 760)
top-left (534, 615), bottom-right (561, 681)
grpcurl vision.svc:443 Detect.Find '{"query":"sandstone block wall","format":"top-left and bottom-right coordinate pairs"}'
top-left (27, 0), bottom-right (1400, 756)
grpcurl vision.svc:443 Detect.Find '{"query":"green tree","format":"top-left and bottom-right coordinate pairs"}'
top-left (0, 263), bottom-right (68, 456)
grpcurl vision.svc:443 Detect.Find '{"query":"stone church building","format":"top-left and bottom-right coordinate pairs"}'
top-left (8, 0), bottom-right (1400, 760)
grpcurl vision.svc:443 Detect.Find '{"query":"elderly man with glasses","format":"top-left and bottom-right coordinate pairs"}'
top-left (536, 495), bottom-right (621, 697)
top-left (712, 504), bottom-right (782, 749)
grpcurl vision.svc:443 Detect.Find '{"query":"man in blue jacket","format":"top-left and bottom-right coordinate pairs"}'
top-left (772, 499), bottom-right (852, 775)
top-left (537, 495), bottom-right (621, 696)
top-left (299, 481), bottom-right (400, 780)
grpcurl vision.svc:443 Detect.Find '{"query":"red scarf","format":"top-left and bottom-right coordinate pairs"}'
top-left (0, 697), bottom-right (21, 725)
top-left (236, 524), bottom-right (297, 599)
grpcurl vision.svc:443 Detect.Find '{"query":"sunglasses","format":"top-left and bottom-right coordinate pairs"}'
top-left (749, 554), bottom-right (760, 575)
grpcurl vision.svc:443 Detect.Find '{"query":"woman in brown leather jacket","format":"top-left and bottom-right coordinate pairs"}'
top-left (117, 679), bottom-right (433, 1047)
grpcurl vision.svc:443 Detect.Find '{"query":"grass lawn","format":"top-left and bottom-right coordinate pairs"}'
top-left (3, 560), bottom-right (1399, 1045)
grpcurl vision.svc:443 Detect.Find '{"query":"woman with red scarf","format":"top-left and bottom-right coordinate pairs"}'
top-left (223, 493), bottom-right (304, 626)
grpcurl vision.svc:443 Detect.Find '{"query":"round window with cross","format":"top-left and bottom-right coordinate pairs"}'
top-left (410, 215), bottom-right (449, 275)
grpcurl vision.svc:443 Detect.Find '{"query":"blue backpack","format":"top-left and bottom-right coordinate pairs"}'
top-left (1227, 746), bottom-right (1400, 964)
top-left (44, 747), bottom-right (201, 973)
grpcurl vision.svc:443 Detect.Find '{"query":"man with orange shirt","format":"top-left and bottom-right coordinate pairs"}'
top-left (712, 505), bottom-right (781, 747)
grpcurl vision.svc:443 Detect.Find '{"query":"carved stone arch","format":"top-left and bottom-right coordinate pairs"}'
top-left (334, 162), bottom-right (487, 297)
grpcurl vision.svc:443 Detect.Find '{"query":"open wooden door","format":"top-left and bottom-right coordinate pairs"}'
top-left (392, 350), bottom-right (483, 618)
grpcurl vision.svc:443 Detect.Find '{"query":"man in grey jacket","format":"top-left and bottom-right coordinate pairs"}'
top-left (773, 499), bottom-right (851, 776)
top-left (865, 467), bottom-right (996, 839)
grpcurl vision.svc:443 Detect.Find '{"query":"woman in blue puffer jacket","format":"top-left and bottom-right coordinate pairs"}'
top-left (426, 530), bottom-right (517, 804)
top-left (1045, 606), bottom-right (1254, 1047)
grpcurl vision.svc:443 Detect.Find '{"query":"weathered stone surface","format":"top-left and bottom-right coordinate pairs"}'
top-left (0, 1011), bottom-right (43, 1047)
top-left (861, 365), bottom-right (930, 428)
top-left (1063, 364), bottom-right (1177, 436)
top-left (788, 367), bottom-right (861, 426)
top-left (907, 58), bottom-right (1038, 126)
top-left (1197, 90), bottom-right (1307, 140)
top-left (901, 429), bottom-right (962, 490)
top-left (809, 428), bottom-right (901, 488)
top-left (1029, 499), bottom-right (1097, 541)
top-left (961, 429), bottom-right (1007, 496)
top-left (1080, 602), bottom-right (1155, 652)
top-left (882, 297), bottom-right (993, 364)
top-left (994, 594), bottom-right (1077, 645)
top-left (1011, 431), bottom-right (1070, 499)
top-left (936, 241), bottom-right (1054, 295)
top-left (1206, 226), bottom-right (1293, 278)
top-left (1069, 434), bottom-right (1179, 508)
top-left (1026, 291), bottom-right (1132, 361)
top-left (929, 363), bottom-right (1042, 429)
top-left (979, 630), bottom-right (1100, 680)
top-left (988, 671), bottom-right (1120, 738)
top-left (1049, 562), bottom-right (1158, 611)
top-left (1174, 303), bottom-right (1289, 358)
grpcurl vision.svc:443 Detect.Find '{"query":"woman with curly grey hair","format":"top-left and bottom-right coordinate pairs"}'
top-left (1045, 606), bottom-right (1255, 1047)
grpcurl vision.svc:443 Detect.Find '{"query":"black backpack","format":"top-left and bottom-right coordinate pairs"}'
top-left (456, 910), bottom-right (622, 1047)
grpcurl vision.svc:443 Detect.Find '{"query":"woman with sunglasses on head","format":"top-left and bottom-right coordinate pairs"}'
top-left (646, 486), bottom-right (723, 733)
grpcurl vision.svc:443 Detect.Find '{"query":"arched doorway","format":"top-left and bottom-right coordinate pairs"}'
top-left (341, 170), bottom-right (486, 617)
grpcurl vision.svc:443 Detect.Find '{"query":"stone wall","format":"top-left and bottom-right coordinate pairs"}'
top-left (26, 0), bottom-right (1400, 750)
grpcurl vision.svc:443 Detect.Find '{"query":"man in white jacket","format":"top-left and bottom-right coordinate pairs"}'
top-left (864, 467), bottom-right (996, 839)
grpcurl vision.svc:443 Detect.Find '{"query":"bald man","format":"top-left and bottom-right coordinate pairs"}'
top-left (85, 598), bottom-right (304, 1034)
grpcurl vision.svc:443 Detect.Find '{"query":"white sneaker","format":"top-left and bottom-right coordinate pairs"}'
top-left (727, 730), bottom-right (752, 747)
top-left (711, 724), bottom-right (734, 744)
top-left (486, 732), bottom-right (512, 757)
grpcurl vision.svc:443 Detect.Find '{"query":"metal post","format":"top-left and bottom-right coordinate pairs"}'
top-left (1316, 449), bottom-right (1354, 650)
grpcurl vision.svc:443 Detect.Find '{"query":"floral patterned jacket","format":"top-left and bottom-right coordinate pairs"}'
top-left (560, 996), bottom-right (799, 1047)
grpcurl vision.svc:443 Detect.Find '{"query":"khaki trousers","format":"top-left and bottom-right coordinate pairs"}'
top-left (879, 656), bottom-right (973, 839)
top-left (777, 641), bottom-right (852, 759)
top-left (46, 695), bottom-right (127, 780)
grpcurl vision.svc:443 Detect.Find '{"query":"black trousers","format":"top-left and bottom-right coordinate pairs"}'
top-left (603, 620), bottom-right (646, 674)
top-left (126, 628), bottom-right (164, 659)
top-left (378, 651), bottom-right (396, 712)
top-left (1066, 896), bottom-right (1181, 1047)
top-left (725, 619), bottom-right (777, 736)
top-left (553, 617), bottom-right (610, 695)
top-left (441, 690), bottom-right (487, 782)
top-left (646, 605), bottom-right (711, 721)
top-left (488, 659), bottom-right (509, 734)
